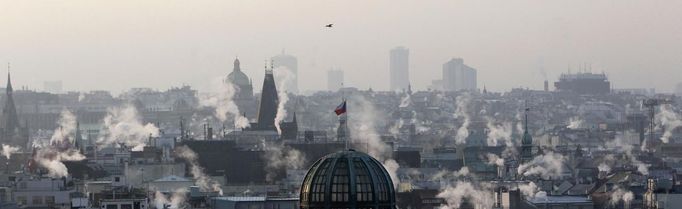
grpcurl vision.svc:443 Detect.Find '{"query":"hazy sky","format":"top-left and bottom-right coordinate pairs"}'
top-left (1, 1), bottom-right (681, 94)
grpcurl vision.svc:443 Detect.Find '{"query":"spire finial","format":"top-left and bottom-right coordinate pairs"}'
top-left (524, 101), bottom-right (530, 133)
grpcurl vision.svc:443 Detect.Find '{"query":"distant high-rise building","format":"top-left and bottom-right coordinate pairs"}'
top-left (554, 72), bottom-right (610, 94)
top-left (389, 47), bottom-right (410, 91)
top-left (442, 58), bottom-right (477, 91)
top-left (272, 51), bottom-right (298, 94)
top-left (675, 82), bottom-right (682, 96)
top-left (43, 80), bottom-right (63, 94)
top-left (327, 69), bottom-right (344, 91)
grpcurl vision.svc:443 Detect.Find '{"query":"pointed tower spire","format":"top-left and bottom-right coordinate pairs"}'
top-left (6, 63), bottom-right (12, 93)
top-left (521, 102), bottom-right (534, 163)
top-left (1, 64), bottom-right (20, 141)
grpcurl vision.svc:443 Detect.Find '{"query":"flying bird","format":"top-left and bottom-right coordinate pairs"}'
top-left (325, 24), bottom-right (333, 28)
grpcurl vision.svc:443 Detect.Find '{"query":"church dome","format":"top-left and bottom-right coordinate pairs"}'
top-left (226, 58), bottom-right (251, 87)
top-left (300, 150), bottom-right (396, 209)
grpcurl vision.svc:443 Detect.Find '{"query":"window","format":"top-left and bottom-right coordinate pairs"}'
top-left (331, 159), bottom-right (349, 202)
top-left (45, 196), bottom-right (55, 206)
top-left (121, 204), bottom-right (133, 209)
top-left (106, 204), bottom-right (118, 209)
top-left (115, 177), bottom-right (121, 182)
top-left (32, 196), bottom-right (43, 205)
top-left (311, 160), bottom-right (331, 202)
top-left (354, 159), bottom-right (373, 202)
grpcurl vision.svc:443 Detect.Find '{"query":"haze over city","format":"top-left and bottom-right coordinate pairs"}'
top-left (1, 1), bottom-right (681, 93)
top-left (2, 2), bottom-right (682, 209)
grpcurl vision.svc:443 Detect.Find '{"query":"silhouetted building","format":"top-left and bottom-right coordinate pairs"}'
top-left (0, 72), bottom-right (28, 148)
top-left (299, 150), bottom-right (396, 209)
top-left (327, 69), bottom-right (344, 92)
top-left (442, 58), bottom-right (476, 91)
top-left (554, 72), bottom-right (610, 94)
top-left (521, 109), bottom-right (534, 164)
top-left (272, 51), bottom-right (298, 94)
top-left (245, 66), bottom-right (297, 138)
top-left (390, 47), bottom-right (410, 91)
top-left (336, 114), bottom-right (349, 142)
top-left (226, 58), bottom-right (254, 99)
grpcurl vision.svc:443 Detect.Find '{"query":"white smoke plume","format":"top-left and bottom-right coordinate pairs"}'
top-left (273, 66), bottom-right (295, 135)
top-left (198, 77), bottom-right (250, 129)
top-left (437, 181), bottom-right (494, 209)
top-left (485, 118), bottom-right (513, 147)
top-left (598, 163), bottom-right (612, 174)
top-left (486, 153), bottom-right (505, 166)
top-left (656, 105), bottom-right (682, 143)
top-left (1, 144), bottom-right (20, 159)
top-left (399, 94), bottom-right (411, 108)
top-left (154, 188), bottom-right (188, 209)
top-left (517, 152), bottom-right (566, 179)
top-left (605, 133), bottom-right (649, 175)
top-left (518, 182), bottom-right (539, 198)
top-left (348, 95), bottom-right (401, 186)
top-left (34, 147), bottom-right (86, 178)
top-left (349, 96), bottom-right (391, 160)
top-left (454, 94), bottom-right (472, 144)
top-left (262, 142), bottom-right (306, 182)
top-left (610, 187), bottom-right (634, 207)
top-left (97, 105), bottom-right (159, 151)
top-left (50, 110), bottom-right (78, 145)
top-left (32, 110), bottom-right (86, 178)
top-left (383, 159), bottom-right (400, 188)
top-left (567, 117), bottom-right (584, 129)
top-left (175, 145), bottom-right (223, 195)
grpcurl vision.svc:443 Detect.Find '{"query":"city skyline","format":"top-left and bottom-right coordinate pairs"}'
top-left (1, 1), bottom-right (681, 94)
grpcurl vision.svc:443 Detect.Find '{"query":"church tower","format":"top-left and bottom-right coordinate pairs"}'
top-left (1, 69), bottom-right (27, 148)
top-left (226, 58), bottom-right (254, 99)
top-left (521, 107), bottom-right (534, 163)
top-left (251, 63), bottom-right (280, 131)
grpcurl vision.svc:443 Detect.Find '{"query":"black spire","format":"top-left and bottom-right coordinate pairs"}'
top-left (253, 64), bottom-right (279, 131)
top-left (2, 69), bottom-right (19, 135)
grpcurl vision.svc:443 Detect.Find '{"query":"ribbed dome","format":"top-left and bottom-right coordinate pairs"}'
top-left (227, 58), bottom-right (251, 87)
top-left (300, 150), bottom-right (396, 209)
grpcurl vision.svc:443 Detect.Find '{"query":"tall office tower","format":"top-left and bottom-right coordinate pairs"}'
top-left (327, 69), bottom-right (344, 91)
top-left (271, 51), bottom-right (298, 94)
top-left (389, 47), bottom-right (410, 91)
top-left (442, 58), bottom-right (477, 91)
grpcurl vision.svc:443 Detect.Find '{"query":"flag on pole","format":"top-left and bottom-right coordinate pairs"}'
top-left (334, 101), bottom-right (347, 115)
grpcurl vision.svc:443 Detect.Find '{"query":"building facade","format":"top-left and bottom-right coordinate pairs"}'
top-left (442, 58), bottom-right (477, 91)
top-left (390, 47), bottom-right (410, 91)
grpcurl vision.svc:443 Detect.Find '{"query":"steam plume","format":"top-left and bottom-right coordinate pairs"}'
top-left (610, 187), bottom-right (634, 207)
top-left (153, 188), bottom-right (188, 209)
top-left (50, 110), bottom-right (78, 145)
top-left (97, 105), bottom-right (159, 151)
top-left (656, 105), bottom-right (682, 143)
top-left (454, 94), bottom-right (472, 144)
top-left (273, 66), bottom-right (295, 135)
top-left (32, 109), bottom-right (86, 178)
top-left (175, 145), bottom-right (223, 195)
top-left (262, 142), bottom-right (306, 182)
top-left (517, 152), bottom-right (566, 179)
top-left (198, 78), bottom-right (250, 129)
top-left (1, 144), bottom-right (20, 159)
